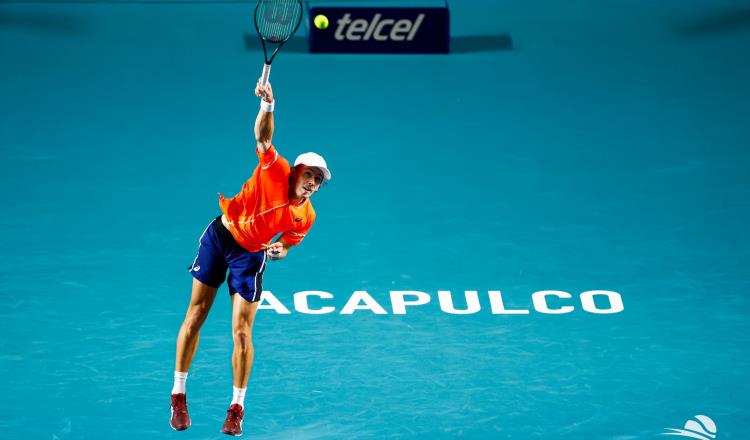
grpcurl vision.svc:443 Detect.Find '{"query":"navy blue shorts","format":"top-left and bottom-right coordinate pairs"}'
top-left (187, 216), bottom-right (267, 303)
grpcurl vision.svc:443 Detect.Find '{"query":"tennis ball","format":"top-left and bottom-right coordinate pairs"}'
top-left (314, 14), bottom-right (329, 30)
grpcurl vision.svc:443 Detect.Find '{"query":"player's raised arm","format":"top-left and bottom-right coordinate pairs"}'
top-left (254, 80), bottom-right (275, 153)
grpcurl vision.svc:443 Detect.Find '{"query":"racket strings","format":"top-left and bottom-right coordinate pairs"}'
top-left (256, 0), bottom-right (301, 43)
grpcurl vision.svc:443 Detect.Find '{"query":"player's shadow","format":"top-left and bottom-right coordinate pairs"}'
top-left (0, 10), bottom-right (87, 35)
top-left (672, 7), bottom-right (750, 37)
top-left (243, 33), bottom-right (513, 53)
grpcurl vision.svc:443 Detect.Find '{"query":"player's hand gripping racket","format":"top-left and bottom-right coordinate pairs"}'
top-left (254, 0), bottom-right (303, 86)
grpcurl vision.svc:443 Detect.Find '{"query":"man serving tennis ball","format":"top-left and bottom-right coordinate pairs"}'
top-left (169, 80), bottom-right (331, 436)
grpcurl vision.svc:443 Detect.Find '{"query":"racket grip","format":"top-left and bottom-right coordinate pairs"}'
top-left (260, 64), bottom-right (271, 86)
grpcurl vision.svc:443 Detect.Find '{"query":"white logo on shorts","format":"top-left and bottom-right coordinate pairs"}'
top-left (192, 266), bottom-right (201, 272)
top-left (662, 415), bottom-right (717, 439)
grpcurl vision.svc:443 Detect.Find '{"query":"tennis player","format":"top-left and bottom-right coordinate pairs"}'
top-left (169, 80), bottom-right (331, 436)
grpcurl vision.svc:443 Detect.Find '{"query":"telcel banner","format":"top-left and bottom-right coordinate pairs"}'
top-left (308, 5), bottom-right (450, 53)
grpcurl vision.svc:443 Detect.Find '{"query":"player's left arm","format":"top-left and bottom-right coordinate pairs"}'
top-left (263, 237), bottom-right (292, 260)
top-left (266, 217), bottom-right (314, 260)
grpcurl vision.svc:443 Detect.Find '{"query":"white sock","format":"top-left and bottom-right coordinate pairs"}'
top-left (231, 386), bottom-right (246, 407)
top-left (172, 371), bottom-right (188, 395)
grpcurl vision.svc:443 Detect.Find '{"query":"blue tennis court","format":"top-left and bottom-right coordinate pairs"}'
top-left (1, 0), bottom-right (749, 438)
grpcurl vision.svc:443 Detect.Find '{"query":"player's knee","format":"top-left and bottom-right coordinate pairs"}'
top-left (184, 305), bottom-right (209, 332)
top-left (232, 328), bottom-right (253, 352)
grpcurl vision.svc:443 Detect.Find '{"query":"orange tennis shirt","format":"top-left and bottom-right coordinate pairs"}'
top-left (218, 146), bottom-right (315, 252)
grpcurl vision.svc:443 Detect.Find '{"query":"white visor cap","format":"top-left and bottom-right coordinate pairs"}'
top-left (294, 152), bottom-right (331, 181)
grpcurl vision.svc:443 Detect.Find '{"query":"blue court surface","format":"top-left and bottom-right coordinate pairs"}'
top-left (1, 0), bottom-right (749, 438)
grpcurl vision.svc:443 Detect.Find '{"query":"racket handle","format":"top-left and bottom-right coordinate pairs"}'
top-left (260, 64), bottom-right (271, 86)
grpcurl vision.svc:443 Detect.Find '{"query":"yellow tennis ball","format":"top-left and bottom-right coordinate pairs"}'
top-left (314, 14), bottom-right (329, 30)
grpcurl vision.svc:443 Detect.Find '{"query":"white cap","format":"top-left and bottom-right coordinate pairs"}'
top-left (294, 152), bottom-right (331, 181)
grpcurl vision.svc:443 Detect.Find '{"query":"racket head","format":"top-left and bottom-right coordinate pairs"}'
top-left (254, 0), bottom-right (303, 45)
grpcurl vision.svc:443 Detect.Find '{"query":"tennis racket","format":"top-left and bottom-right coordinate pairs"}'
top-left (254, 0), bottom-right (303, 86)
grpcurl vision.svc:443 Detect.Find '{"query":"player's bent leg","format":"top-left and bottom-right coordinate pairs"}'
top-left (171, 278), bottom-right (219, 431)
top-left (221, 293), bottom-right (259, 436)
top-left (176, 278), bottom-right (219, 372)
top-left (177, 215), bottom-right (228, 372)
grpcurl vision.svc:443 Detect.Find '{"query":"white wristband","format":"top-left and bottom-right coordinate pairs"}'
top-left (261, 100), bottom-right (275, 112)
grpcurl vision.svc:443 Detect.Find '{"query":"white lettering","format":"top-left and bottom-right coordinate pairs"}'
top-left (254, 289), bottom-right (623, 316)
top-left (390, 19), bottom-right (412, 41)
top-left (335, 13), bottom-right (425, 42)
top-left (488, 290), bottom-right (530, 314)
top-left (334, 13), bottom-right (352, 41)
top-left (438, 290), bottom-right (481, 314)
top-left (580, 290), bottom-right (624, 314)
top-left (340, 290), bottom-right (388, 314)
top-left (257, 291), bottom-right (291, 314)
top-left (373, 19), bottom-right (395, 41)
top-left (346, 18), bottom-right (369, 41)
top-left (390, 290), bottom-right (430, 314)
top-left (363, 13), bottom-right (381, 40)
top-left (532, 290), bottom-right (574, 314)
top-left (294, 291), bottom-right (335, 314)
top-left (406, 14), bottom-right (424, 41)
